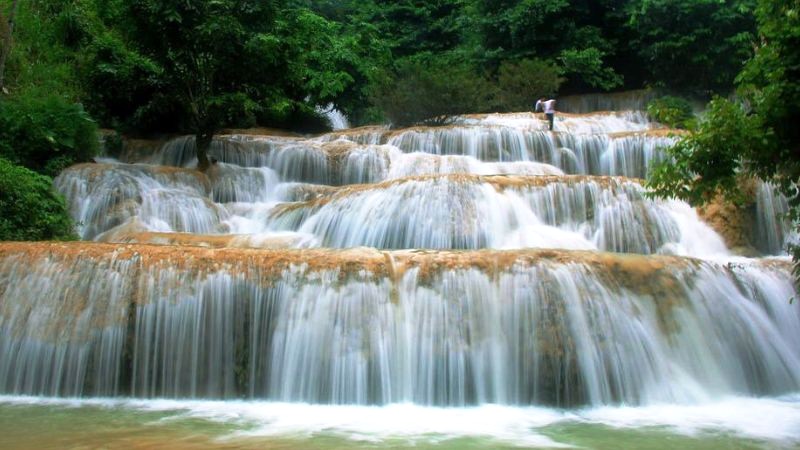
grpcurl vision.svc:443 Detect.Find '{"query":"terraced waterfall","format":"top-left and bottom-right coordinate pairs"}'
top-left (1, 111), bottom-right (799, 448)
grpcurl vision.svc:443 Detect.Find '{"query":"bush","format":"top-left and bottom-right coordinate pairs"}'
top-left (559, 47), bottom-right (623, 91)
top-left (370, 55), bottom-right (494, 128)
top-left (646, 96), bottom-right (695, 129)
top-left (493, 59), bottom-right (564, 112)
top-left (0, 93), bottom-right (99, 176)
top-left (647, 98), bottom-right (762, 205)
top-left (0, 158), bottom-right (76, 241)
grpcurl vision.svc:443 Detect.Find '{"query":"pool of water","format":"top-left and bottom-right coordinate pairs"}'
top-left (2, 395), bottom-right (799, 449)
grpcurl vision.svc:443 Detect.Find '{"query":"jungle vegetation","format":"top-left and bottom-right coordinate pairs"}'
top-left (0, 0), bottom-right (796, 244)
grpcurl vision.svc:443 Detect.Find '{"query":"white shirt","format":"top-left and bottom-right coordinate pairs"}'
top-left (535, 99), bottom-right (556, 114)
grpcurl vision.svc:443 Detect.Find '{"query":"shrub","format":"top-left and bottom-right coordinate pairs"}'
top-left (647, 98), bottom-right (762, 205)
top-left (0, 158), bottom-right (76, 241)
top-left (370, 55), bottom-right (494, 128)
top-left (559, 47), bottom-right (623, 91)
top-left (646, 96), bottom-right (695, 129)
top-left (494, 58), bottom-right (564, 112)
top-left (0, 92), bottom-right (99, 176)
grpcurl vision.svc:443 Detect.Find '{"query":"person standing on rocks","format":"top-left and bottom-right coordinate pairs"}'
top-left (534, 97), bottom-right (557, 131)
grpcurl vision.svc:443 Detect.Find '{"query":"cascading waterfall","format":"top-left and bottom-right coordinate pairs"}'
top-left (3, 110), bottom-right (799, 447)
top-left (754, 181), bottom-right (798, 255)
top-left (556, 89), bottom-right (661, 114)
top-left (126, 113), bottom-right (671, 182)
top-left (1, 243), bottom-right (798, 406)
top-left (266, 175), bottom-right (726, 256)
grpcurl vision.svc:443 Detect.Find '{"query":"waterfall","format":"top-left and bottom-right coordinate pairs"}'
top-left (266, 175), bottom-right (726, 256)
top-left (317, 103), bottom-right (351, 130)
top-left (556, 89), bottom-right (661, 114)
top-left (2, 109), bottom-right (797, 441)
top-left (127, 113), bottom-right (671, 182)
top-left (1, 243), bottom-right (797, 406)
top-left (754, 182), bottom-right (798, 255)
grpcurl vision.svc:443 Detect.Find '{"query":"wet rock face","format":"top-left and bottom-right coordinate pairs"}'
top-left (698, 195), bottom-right (756, 252)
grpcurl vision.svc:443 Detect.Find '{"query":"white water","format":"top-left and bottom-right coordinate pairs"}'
top-left (2, 110), bottom-right (797, 446)
top-left (2, 395), bottom-right (799, 447)
top-left (55, 112), bottom-right (728, 254)
top-left (266, 176), bottom-right (729, 256)
top-left (1, 248), bottom-right (797, 405)
top-left (54, 165), bottom-right (727, 257)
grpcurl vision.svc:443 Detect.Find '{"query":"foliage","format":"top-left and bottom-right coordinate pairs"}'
top-left (0, 92), bottom-right (99, 176)
top-left (1, 0), bottom-right (87, 100)
top-left (648, 97), bottom-right (762, 205)
top-left (370, 55), bottom-right (494, 127)
top-left (82, 32), bottom-right (163, 130)
top-left (121, 0), bottom-right (284, 139)
top-left (474, 0), bottom-right (626, 92)
top-left (476, 0), bottom-right (572, 63)
top-left (647, 0), bottom-right (800, 261)
top-left (734, 0), bottom-right (800, 186)
top-left (0, 157), bottom-right (76, 241)
top-left (494, 58), bottom-right (563, 112)
top-left (0, 0), bottom-right (768, 136)
top-left (270, 7), bottom-right (390, 128)
top-left (559, 47), bottom-right (622, 91)
top-left (627, 0), bottom-right (756, 94)
top-left (322, 0), bottom-right (469, 58)
top-left (73, 1), bottom-right (378, 140)
top-left (646, 96), bottom-right (694, 129)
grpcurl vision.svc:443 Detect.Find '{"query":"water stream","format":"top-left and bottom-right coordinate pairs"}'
top-left (1, 109), bottom-right (798, 448)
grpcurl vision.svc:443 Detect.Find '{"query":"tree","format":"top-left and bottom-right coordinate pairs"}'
top-left (117, 0), bottom-right (288, 170)
top-left (494, 58), bottom-right (563, 112)
top-left (338, 0), bottom-right (468, 58)
top-left (0, 0), bottom-right (19, 92)
top-left (269, 7), bottom-right (389, 128)
top-left (474, 0), bottom-right (624, 92)
top-left (627, 0), bottom-right (756, 95)
top-left (370, 55), bottom-right (494, 127)
top-left (84, 1), bottom-right (373, 158)
top-left (648, 0), bottom-right (800, 260)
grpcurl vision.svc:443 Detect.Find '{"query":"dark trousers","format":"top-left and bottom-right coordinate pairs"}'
top-left (546, 113), bottom-right (554, 131)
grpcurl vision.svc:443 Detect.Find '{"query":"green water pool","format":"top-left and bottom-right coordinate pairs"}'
top-left (1, 396), bottom-right (798, 449)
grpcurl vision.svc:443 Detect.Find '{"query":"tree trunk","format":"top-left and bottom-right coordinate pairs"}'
top-left (196, 131), bottom-right (213, 172)
top-left (0, 0), bottom-right (20, 93)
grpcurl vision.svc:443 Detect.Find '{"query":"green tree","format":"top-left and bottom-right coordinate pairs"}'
top-left (0, 0), bottom-right (19, 92)
top-left (474, 0), bottom-right (624, 91)
top-left (370, 55), bottom-right (494, 127)
top-left (559, 47), bottom-right (622, 91)
top-left (494, 58), bottom-right (563, 112)
top-left (648, 97), bottom-right (761, 204)
top-left (337, 0), bottom-right (469, 58)
top-left (0, 157), bottom-right (76, 241)
top-left (83, 1), bottom-right (374, 157)
top-left (270, 7), bottom-right (389, 128)
top-left (648, 0), bottom-right (800, 260)
top-left (116, 0), bottom-right (286, 170)
top-left (627, 0), bottom-right (756, 95)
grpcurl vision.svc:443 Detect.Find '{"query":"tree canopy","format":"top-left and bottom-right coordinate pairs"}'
top-left (0, 0), bottom-right (786, 242)
top-left (0, 0), bottom-right (767, 133)
top-left (648, 0), bottom-right (800, 260)
top-left (85, 0), bottom-right (374, 169)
